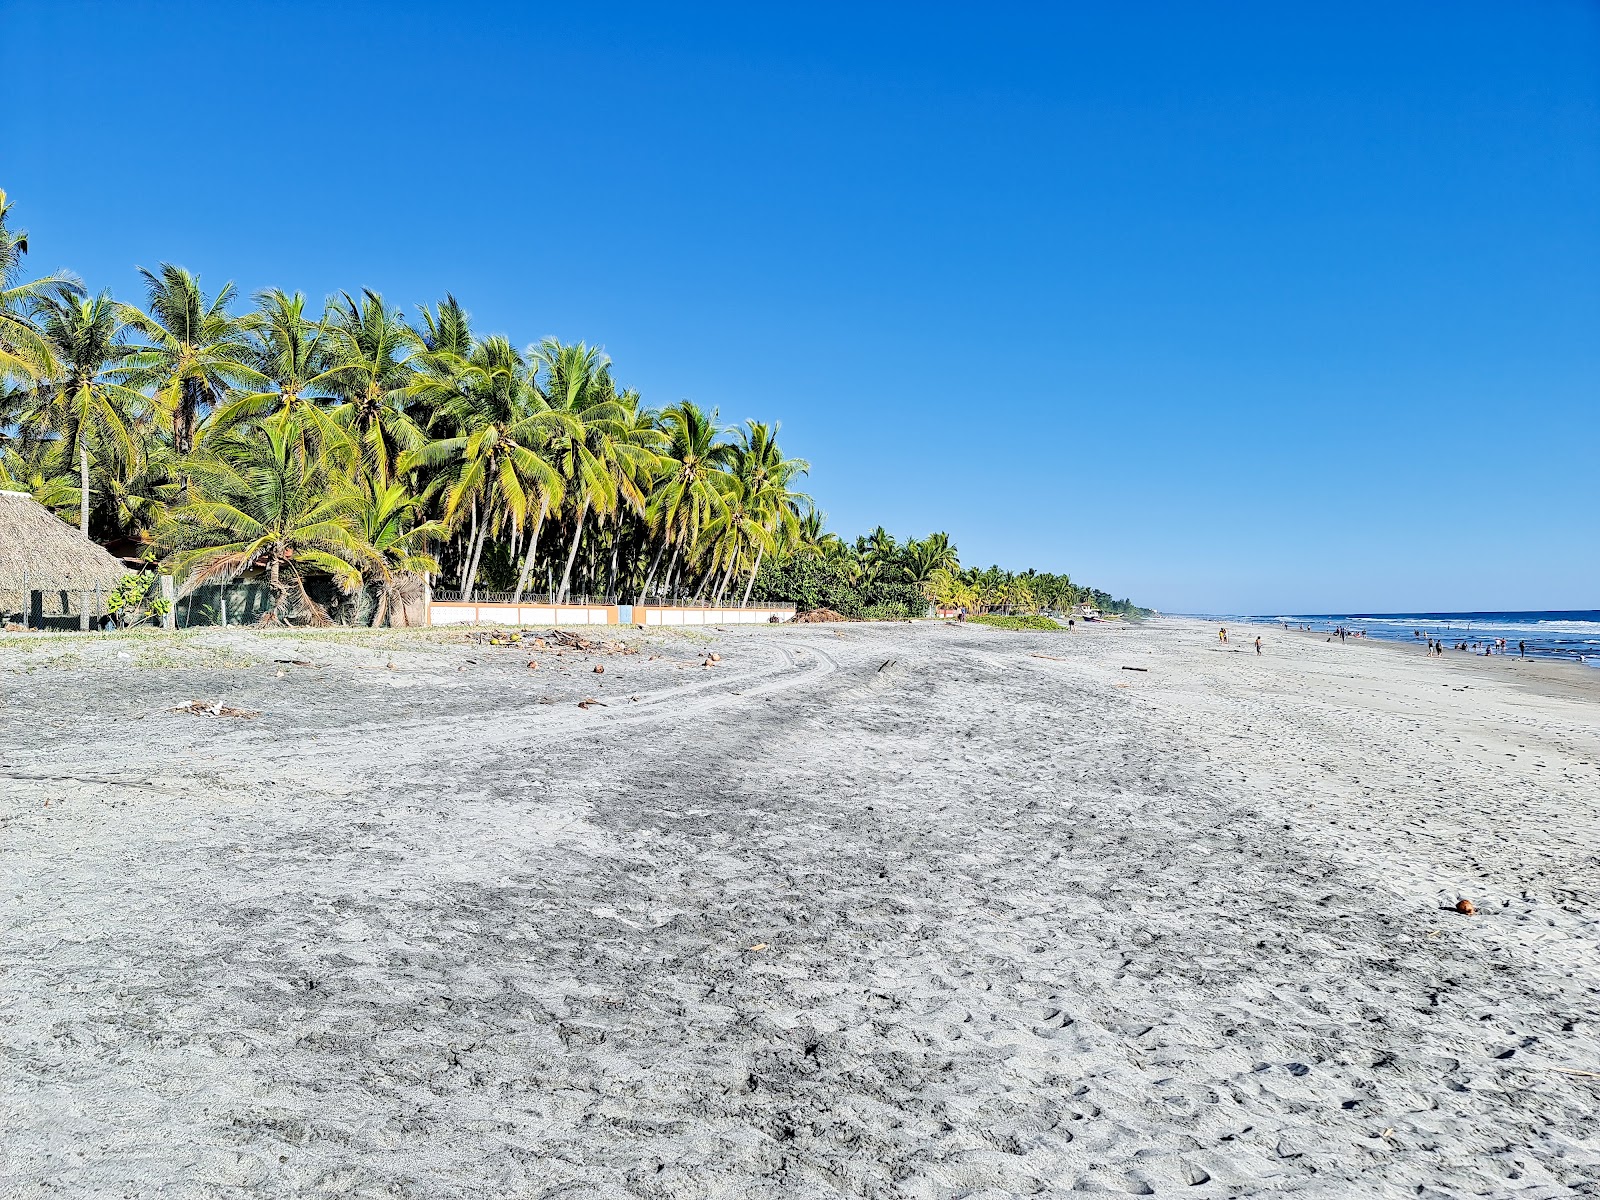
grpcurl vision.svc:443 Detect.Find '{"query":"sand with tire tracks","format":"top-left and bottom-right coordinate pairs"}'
top-left (2, 617), bottom-right (1597, 1197)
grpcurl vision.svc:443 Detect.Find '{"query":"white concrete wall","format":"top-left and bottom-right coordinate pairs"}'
top-left (640, 606), bottom-right (794, 627)
top-left (429, 602), bottom-right (616, 626)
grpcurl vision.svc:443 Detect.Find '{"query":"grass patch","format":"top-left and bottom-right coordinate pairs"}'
top-left (968, 614), bottom-right (1061, 632)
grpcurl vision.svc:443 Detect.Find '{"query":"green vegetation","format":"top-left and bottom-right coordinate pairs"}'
top-left (968, 613), bottom-right (1062, 632)
top-left (0, 189), bottom-right (1145, 623)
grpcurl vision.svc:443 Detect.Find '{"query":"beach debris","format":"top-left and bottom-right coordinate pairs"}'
top-left (1549, 1066), bottom-right (1600, 1078)
top-left (577, 697), bottom-right (608, 709)
top-left (537, 696), bottom-right (555, 704)
top-left (878, 658), bottom-right (896, 673)
top-left (593, 664), bottom-right (605, 674)
top-left (1121, 666), bottom-right (1149, 672)
top-left (274, 670), bottom-right (286, 679)
top-left (1031, 654), bottom-right (1067, 661)
top-left (746, 942), bottom-right (769, 953)
top-left (1455, 898), bottom-right (1477, 916)
top-left (173, 700), bottom-right (259, 719)
top-left (527, 660), bottom-right (538, 670)
top-left (709, 652), bottom-right (722, 662)
top-left (274, 659), bottom-right (315, 667)
top-left (794, 608), bottom-right (846, 623)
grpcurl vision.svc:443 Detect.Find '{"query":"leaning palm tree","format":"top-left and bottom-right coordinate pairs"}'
top-left (120, 264), bottom-right (259, 455)
top-left (16, 289), bottom-right (147, 534)
top-left (324, 289), bottom-right (423, 483)
top-left (161, 421), bottom-right (372, 623)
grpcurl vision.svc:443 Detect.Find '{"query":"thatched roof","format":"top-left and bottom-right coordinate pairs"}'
top-left (0, 490), bottom-right (131, 591)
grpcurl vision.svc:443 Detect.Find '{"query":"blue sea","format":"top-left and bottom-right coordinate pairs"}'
top-left (1240, 610), bottom-right (1600, 665)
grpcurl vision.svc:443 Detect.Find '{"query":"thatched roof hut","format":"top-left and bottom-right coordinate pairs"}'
top-left (0, 489), bottom-right (130, 592)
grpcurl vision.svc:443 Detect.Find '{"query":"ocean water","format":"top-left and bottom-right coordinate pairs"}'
top-left (1241, 610), bottom-right (1600, 665)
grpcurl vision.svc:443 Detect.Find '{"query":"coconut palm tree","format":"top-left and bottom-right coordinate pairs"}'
top-left (406, 335), bottom-right (567, 602)
top-left (902, 531), bottom-right (959, 583)
top-left (726, 421), bottom-right (809, 607)
top-left (352, 475), bottom-right (446, 626)
top-left (324, 289), bottom-right (423, 482)
top-left (161, 420), bottom-right (372, 623)
top-left (16, 289), bottom-right (147, 534)
top-left (210, 290), bottom-right (345, 453)
top-left (537, 340), bottom-right (660, 604)
top-left (640, 400), bottom-right (729, 600)
top-left (120, 264), bottom-right (258, 455)
top-left (0, 188), bottom-right (79, 384)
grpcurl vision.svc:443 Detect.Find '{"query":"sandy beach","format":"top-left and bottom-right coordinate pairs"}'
top-left (3, 617), bottom-right (1597, 1198)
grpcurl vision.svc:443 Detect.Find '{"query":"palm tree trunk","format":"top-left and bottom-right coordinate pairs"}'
top-left (460, 499), bottom-right (478, 593)
top-left (640, 536), bottom-right (667, 600)
top-left (713, 555), bottom-right (735, 606)
top-left (371, 586), bottom-right (390, 629)
top-left (268, 557), bottom-right (286, 620)
top-left (692, 559), bottom-right (715, 603)
top-left (661, 543), bottom-right (681, 600)
top-left (606, 536), bottom-right (620, 601)
top-left (462, 519), bottom-right (490, 604)
top-left (512, 501), bottom-right (546, 604)
top-left (556, 500), bottom-right (588, 604)
top-left (740, 543), bottom-right (764, 608)
top-left (79, 442), bottom-right (90, 536)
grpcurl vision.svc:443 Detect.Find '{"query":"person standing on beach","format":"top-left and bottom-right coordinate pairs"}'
top-left (1255, 635), bottom-right (1262, 655)
top-left (1219, 627), bottom-right (1228, 644)
top-left (1519, 640), bottom-right (1526, 658)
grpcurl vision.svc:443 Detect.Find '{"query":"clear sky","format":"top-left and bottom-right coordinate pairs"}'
top-left (4, 1), bottom-right (1597, 613)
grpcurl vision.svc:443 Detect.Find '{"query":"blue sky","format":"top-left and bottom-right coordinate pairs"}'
top-left (4, 1), bottom-right (1597, 613)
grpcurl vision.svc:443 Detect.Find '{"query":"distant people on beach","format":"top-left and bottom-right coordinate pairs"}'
top-left (1519, 640), bottom-right (1526, 658)
top-left (1218, 627), bottom-right (1228, 644)
top-left (1255, 635), bottom-right (1262, 655)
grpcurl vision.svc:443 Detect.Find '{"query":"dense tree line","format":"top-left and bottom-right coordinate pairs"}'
top-left (0, 190), bottom-right (1143, 623)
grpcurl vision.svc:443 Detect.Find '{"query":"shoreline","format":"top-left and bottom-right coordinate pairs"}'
top-left (1252, 620), bottom-right (1600, 706)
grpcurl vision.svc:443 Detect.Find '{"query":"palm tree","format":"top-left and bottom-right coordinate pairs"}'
top-left (406, 335), bottom-right (567, 602)
top-left (537, 340), bottom-right (660, 604)
top-left (727, 421), bottom-right (809, 607)
top-left (120, 264), bottom-right (258, 455)
top-left (17, 289), bottom-right (146, 534)
top-left (640, 400), bottom-right (729, 600)
top-left (0, 188), bottom-right (79, 384)
top-left (352, 475), bottom-right (446, 627)
top-left (161, 421), bottom-right (372, 623)
top-left (592, 388), bottom-right (665, 600)
top-left (210, 290), bottom-right (345, 453)
top-left (902, 531), bottom-right (959, 583)
top-left (324, 289), bottom-right (423, 482)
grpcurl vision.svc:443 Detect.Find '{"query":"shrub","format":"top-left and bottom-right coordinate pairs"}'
top-left (969, 613), bottom-right (1060, 632)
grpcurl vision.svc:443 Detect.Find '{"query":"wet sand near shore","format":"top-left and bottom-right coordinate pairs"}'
top-left (2, 618), bottom-right (1597, 1198)
top-left (1268, 621), bottom-right (1600, 706)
